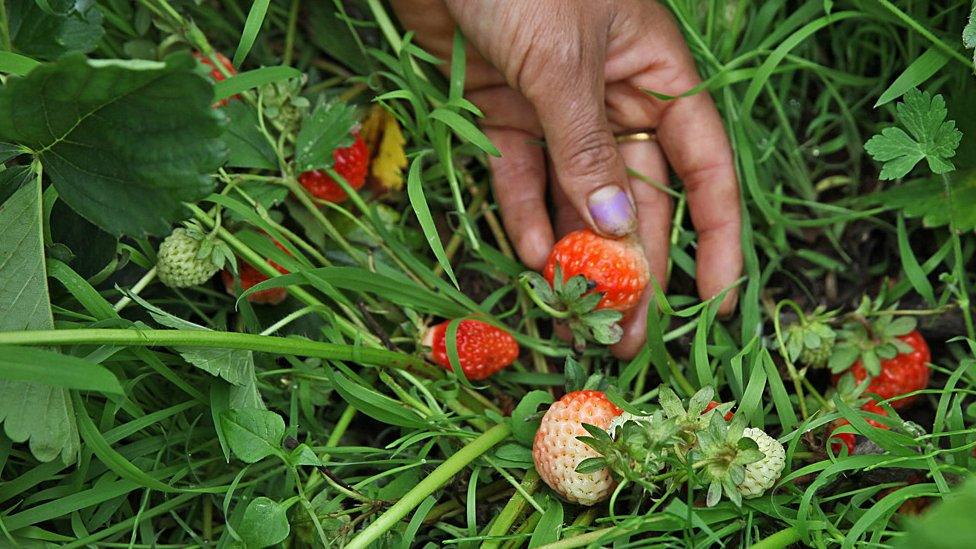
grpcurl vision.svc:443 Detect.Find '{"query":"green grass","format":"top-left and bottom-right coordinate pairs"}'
top-left (1, 0), bottom-right (976, 547)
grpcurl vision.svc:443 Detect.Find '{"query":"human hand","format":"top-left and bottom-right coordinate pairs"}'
top-left (390, 0), bottom-right (742, 358)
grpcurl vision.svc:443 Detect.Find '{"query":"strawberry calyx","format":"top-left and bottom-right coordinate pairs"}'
top-left (828, 300), bottom-right (920, 376)
top-left (519, 263), bottom-right (624, 348)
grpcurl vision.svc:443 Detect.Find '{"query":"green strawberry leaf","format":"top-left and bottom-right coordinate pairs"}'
top-left (221, 101), bottom-right (279, 170)
top-left (294, 100), bottom-right (356, 172)
top-left (858, 170), bottom-right (976, 231)
top-left (0, 178), bottom-right (80, 464)
top-left (572, 292), bottom-right (603, 314)
top-left (658, 387), bottom-right (686, 418)
top-left (864, 88), bottom-right (962, 179)
top-left (6, 0), bottom-right (104, 60)
top-left (510, 390), bottom-right (553, 446)
top-left (0, 53), bottom-right (226, 237)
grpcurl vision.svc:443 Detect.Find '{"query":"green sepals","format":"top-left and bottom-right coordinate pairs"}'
top-left (575, 457), bottom-right (608, 474)
top-left (658, 386), bottom-right (719, 445)
top-left (828, 343), bottom-right (861, 374)
top-left (519, 262), bottom-right (625, 348)
top-left (563, 356), bottom-right (586, 393)
top-left (693, 413), bottom-right (765, 508)
top-left (828, 373), bottom-right (874, 411)
top-left (829, 299), bottom-right (922, 377)
top-left (658, 386), bottom-right (688, 418)
top-left (521, 271), bottom-right (556, 304)
top-left (687, 387), bottom-right (715, 416)
top-left (182, 222), bottom-right (233, 272)
top-left (580, 409), bottom-right (675, 492)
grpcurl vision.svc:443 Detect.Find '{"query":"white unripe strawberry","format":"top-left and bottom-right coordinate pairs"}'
top-left (736, 427), bottom-right (785, 498)
top-left (533, 391), bottom-right (622, 505)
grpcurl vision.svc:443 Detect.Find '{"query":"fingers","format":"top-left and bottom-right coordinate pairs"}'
top-left (484, 127), bottom-right (552, 270)
top-left (522, 50), bottom-right (636, 239)
top-left (611, 140), bottom-right (672, 360)
top-left (656, 88), bottom-right (741, 315)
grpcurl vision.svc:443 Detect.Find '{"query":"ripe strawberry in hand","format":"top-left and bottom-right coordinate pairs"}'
top-left (533, 390), bottom-right (622, 505)
top-left (543, 229), bottom-right (649, 312)
top-left (193, 51), bottom-right (237, 107)
top-left (423, 319), bottom-right (519, 381)
top-left (521, 229), bottom-right (649, 347)
top-left (832, 330), bottom-right (930, 409)
top-left (298, 134), bottom-right (370, 202)
top-left (221, 240), bottom-right (290, 305)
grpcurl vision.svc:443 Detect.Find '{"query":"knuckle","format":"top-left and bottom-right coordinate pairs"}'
top-left (563, 130), bottom-right (620, 178)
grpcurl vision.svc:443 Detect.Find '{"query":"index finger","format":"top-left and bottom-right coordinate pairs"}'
top-left (656, 84), bottom-right (741, 315)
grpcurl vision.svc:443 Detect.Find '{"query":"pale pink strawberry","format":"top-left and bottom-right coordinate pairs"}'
top-left (532, 390), bottom-right (622, 505)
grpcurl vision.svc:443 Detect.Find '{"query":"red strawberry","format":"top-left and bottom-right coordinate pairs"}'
top-left (703, 401), bottom-right (735, 421)
top-left (833, 331), bottom-right (930, 409)
top-left (298, 134), bottom-right (369, 202)
top-left (423, 320), bottom-right (519, 381)
top-left (221, 240), bottom-right (290, 305)
top-left (829, 402), bottom-right (889, 454)
top-left (533, 390), bottom-right (622, 505)
top-left (193, 51), bottom-right (237, 107)
top-left (543, 229), bottom-right (649, 312)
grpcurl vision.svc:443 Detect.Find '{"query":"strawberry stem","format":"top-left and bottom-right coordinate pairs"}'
top-left (772, 300), bottom-right (809, 420)
top-left (344, 423), bottom-right (510, 549)
top-left (519, 277), bottom-right (571, 319)
top-left (0, 328), bottom-right (430, 372)
top-left (749, 526), bottom-right (801, 549)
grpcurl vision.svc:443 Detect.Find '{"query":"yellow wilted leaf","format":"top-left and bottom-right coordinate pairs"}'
top-left (361, 105), bottom-right (407, 192)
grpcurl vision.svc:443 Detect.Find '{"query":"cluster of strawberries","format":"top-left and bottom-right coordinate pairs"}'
top-left (783, 302), bottom-right (932, 455)
top-left (163, 51), bottom-right (935, 508)
top-left (156, 52), bottom-right (372, 305)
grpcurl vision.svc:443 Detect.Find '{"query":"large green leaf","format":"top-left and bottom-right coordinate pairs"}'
top-left (6, 0), bottom-right (104, 60)
top-left (0, 178), bottom-right (79, 463)
top-left (0, 53), bottom-right (227, 236)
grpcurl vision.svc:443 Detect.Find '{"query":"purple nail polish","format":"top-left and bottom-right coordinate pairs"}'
top-left (588, 186), bottom-right (636, 236)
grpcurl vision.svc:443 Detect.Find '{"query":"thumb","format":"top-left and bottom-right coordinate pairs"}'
top-left (527, 73), bottom-right (635, 237)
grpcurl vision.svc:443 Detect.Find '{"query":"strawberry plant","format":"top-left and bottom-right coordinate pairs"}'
top-left (2, 1), bottom-right (976, 548)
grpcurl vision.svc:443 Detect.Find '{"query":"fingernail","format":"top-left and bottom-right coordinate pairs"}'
top-left (587, 185), bottom-right (636, 236)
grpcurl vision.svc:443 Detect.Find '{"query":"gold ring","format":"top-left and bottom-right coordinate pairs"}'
top-left (614, 130), bottom-right (656, 143)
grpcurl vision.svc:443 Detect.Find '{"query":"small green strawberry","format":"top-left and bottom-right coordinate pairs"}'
top-left (156, 226), bottom-right (231, 288)
top-left (783, 306), bottom-right (837, 368)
